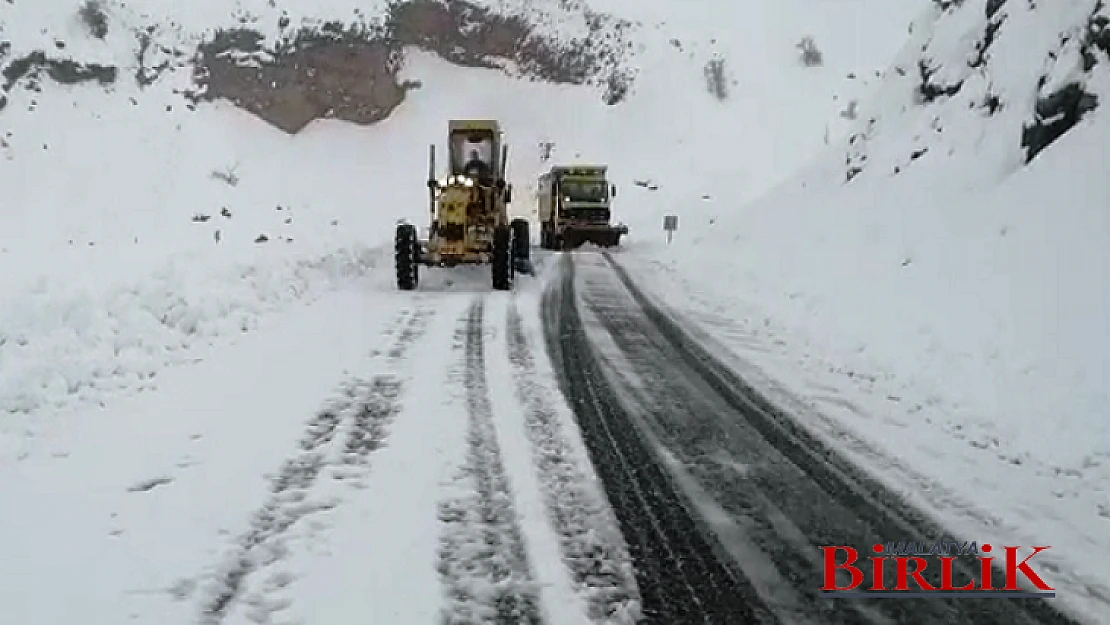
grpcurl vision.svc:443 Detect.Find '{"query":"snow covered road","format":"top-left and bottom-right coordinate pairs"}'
top-left (0, 260), bottom-right (640, 625)
top-left (543, 254), bottom-right (772, 624)
top-left (0, 253), bottom-right (1093, 625)
top-left (544, 251), bottom-right (1083, 625)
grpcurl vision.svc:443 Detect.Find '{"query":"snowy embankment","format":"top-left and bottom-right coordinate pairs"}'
top-left (618, 0), bottom-right (1109, 620)
top-left (0, 243), bottom-right (386, 415)
top-left (0, 1), bottom-right (416, 419)
top-left (0, 288), bottom-right (415, 624)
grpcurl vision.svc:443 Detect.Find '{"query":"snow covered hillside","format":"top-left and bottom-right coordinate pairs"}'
top-left (621, 0), bottom-right (1109, 620)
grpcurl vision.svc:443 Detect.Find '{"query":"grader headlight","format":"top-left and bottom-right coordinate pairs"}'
top-left (438, 175), bottom-right (475, 188)
top-left (453, 175), bottom-right (473, 187)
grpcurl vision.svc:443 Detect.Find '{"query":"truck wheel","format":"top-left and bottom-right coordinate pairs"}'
top-left (510, 218), bottom-right (530, 261)
top-left (395, 224), bottom-right (419, 290)
top-left (561, 230), bottom-right (578, 251)
top-left (492, 225), bottom-right (513, 290)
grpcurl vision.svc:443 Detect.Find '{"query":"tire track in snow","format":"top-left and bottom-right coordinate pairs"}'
top-left (505, 300), bottom-right (643, 624)
top-left (198, 306), bottom-right (432, 624)
top-left (436, 298), bottom-right (544, 625)
top-left (590, 253), bottom-right (1080, 625)
top-left (542, 254), bottom-right (776, 624)
top-left (332, 376), bottom-right (401, 474)
top-left (334, 308), bottom-right (431, 483)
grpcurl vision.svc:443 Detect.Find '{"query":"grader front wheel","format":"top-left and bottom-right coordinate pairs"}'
top-left (395, 223), bottom-right (419, 290)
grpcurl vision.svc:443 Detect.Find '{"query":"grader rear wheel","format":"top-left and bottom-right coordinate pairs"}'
top-left (510, 218), bottom-right (532, 274)
top-left (492, 225), bottom-right (513, 290)
top-left (510, 218), bottom-right (530, 261)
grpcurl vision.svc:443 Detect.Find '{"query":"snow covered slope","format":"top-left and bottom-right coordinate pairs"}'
top-left (620, 0), bottom-right (1109, 620)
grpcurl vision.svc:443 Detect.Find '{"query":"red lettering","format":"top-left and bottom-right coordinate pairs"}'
top-left (868, 543), bottom-right (886, 590)
top-left (979, 543), bottom-right (994, 590)
top-left (893, 557), bottom-right (910, 590)
top-left (903, 557), bottom-right (936, 591)
top-left (893, 557), bottom-right (938, 590)
top-left (939, 556), bottom-right (975, 591)
top-left (1003, 546), bottom-right (1054, 591)
top-left (820, 547), bottom-right (862, 591)
top-left (868, 556), bottom-right (886, 590)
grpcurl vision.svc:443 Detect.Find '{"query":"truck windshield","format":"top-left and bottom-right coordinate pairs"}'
top-left (560, 180), bottom-right (608, 202)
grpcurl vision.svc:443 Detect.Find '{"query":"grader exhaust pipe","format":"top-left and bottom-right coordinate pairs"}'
top-left (427, 144), bottom-right (437, 218)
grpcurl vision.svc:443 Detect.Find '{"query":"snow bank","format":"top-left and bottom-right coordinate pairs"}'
top-left (0, 288), bottom-right (407, 625)
top-left (0, 70), bottom-right (401, 419)
top-left (1, 1), bottom-right (429, 421)
top-left (0, 245), bottom-right (381, 416)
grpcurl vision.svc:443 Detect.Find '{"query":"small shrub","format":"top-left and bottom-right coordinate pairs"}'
top-left (934, 0), bottom-right (967, 10)
top-left (839, 99), bottom-right (859, 120)
top-left (210, 165), bottom-right (240, 186)
top-left (797, 36), bottom-right (823, 66)
top-left (603, 69), bottom-right (632, 105)
top-left (703, 55), bottom-right (729, 100)
top-left (538, 141), bottom-right (555, 162)
top-left (79, 0), bottom-right (109, 40)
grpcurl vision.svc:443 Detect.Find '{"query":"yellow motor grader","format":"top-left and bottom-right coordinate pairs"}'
top-left (394, 120), bottom-right (530, 290)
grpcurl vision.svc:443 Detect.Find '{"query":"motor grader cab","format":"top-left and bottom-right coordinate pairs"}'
top-left (394, 120), bottom-right (531, 291)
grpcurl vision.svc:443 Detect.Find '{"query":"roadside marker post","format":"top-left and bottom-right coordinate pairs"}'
top-left (663, 214), bottom-right (678, 244)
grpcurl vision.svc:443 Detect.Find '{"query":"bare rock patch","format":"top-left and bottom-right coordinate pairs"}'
top-left (2, 51), bottom-right (117, 93)
top-left (191, 0), bottom-right (635, 134)
top-left (192, 25), bottom-right (406, 134)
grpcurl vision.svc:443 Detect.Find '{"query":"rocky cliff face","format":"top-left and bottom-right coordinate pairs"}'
top-left (841, 0), bottom-right (1109, 185)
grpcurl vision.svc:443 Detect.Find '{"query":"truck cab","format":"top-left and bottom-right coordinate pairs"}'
top-left (538, 165), bottom-right (626, 249)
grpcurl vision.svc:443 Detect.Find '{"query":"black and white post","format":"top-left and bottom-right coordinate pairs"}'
top-left (663, 214), bottom-right (678, 244)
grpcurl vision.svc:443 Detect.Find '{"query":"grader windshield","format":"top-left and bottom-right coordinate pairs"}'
top-left (449, 131), bottom-right (494, 180)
